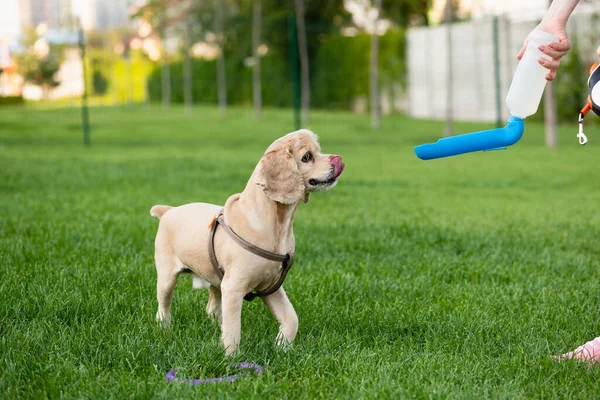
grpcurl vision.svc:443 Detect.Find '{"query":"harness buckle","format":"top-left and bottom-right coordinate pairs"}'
top-left (208, 214), bottom-right (218, 229)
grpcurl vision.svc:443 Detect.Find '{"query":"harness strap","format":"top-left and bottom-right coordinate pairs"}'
top-left (207, 210), bottom-right (294, 301)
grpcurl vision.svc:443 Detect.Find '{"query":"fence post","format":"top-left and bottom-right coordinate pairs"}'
top-left (289, 14), bottom-right (301, 131)
top-left (183, 16), bottom-right (193, 113)
top-left (145, 56), bottom-right (150, 109)
top-left (370, 0), bottom-right (382, 129)
top-left (78, 22), bottom-right (91, 146)
top-left (252, 0), bottom-right (262, 119)
top-left (126, 46), bottom-right (134, 107)
top-left (493, 15), bottom-right (502, 128)
top-left (444, 0), bottom-right (453, 137)
top-left (543, 0), bottom-right (558, 148)
top-left (160, 38), bottom-right (171, 110)
top-left (215, 0), bottom-right (227, 116)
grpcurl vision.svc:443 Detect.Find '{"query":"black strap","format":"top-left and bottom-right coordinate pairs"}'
top-left (207, 210), bottom-right (294, 301)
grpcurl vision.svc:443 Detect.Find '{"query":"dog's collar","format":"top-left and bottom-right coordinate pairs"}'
top-left (207, 209), bottom-right (294, 302)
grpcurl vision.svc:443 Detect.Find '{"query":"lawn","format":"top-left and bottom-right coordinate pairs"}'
top-left (1, 105), bottom-right (600, 398)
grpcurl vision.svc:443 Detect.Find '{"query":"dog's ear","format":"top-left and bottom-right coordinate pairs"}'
top-left (259, 147), bottom-right (305, 204)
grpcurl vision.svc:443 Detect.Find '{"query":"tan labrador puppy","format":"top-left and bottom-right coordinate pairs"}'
top-left (150, 129), bottom-right (344, 354)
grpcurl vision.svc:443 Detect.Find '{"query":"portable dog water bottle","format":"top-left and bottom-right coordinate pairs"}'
top-left (576, 61), bottom-right (600, 145)
top-left (414, 29), bottom-right (557, 160)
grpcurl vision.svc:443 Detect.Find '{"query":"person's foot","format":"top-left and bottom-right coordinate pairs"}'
top-left (557, 337), bottom-right (600, 364)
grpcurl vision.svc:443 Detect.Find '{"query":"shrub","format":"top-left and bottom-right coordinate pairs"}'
top-left (0, 96), bottom-right (24, 106)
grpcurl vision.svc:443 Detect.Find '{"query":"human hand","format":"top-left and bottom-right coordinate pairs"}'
top-left (516, 20), bottom-right (571, 81)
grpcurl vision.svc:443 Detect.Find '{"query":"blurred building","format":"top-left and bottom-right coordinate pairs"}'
top-left (75, 0), bottom-right (130, 31)
top-left (11, 0), bottom-right (132, 101)
top-left (18, 0), bottom-right (130, 32)
top-left (19, 0), bottom-right (73, 31)
top-left (431, 0), bottom-right (600, 23)
top-left (0, 36), bottom-right (21, 96)
top-left (467, 0), bottom-right (547, 20)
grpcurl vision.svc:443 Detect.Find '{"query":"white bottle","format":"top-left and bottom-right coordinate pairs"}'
top-left (505, 29), bottom-right (558, 119)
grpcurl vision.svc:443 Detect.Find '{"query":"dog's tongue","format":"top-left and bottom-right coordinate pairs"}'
top-left (333, 161), bottom-right (345, 179)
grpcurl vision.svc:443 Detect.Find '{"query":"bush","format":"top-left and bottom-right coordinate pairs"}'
top-left (0, 96), bottom-right (24, 106)
top-left (554, 41), bottom-right (588, 122)
top-left (147, 29), bottom-right (406, 111)
top-left (87, 49), bottom-right (150, 103)
top-left (313, 30), bottom-right (406, 110)
top-left (92, 69), bottom-right (109, 95)
top-left (149, 53), bottom-right (292, 108)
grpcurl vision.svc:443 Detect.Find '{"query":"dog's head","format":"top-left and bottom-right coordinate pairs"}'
top-left (258, 129), bottom-right (345, 204)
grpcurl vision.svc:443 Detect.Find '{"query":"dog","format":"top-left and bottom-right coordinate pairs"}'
top-left (150, 129), bottom-right (344, 354)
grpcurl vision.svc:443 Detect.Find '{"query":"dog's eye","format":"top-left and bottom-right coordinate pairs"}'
top-left (301, 152), bottom-right (313, 163)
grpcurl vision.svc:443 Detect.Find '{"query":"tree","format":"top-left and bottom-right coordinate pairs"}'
top-left (294, 0), bottom-right (310, 125)
top-left (381, 0), bottom-right (432, 26)
top-left (183, 15), bottom-right (193, 112)
top-left (92, 66), bottom-right (109, 95)
top-left (15, 29), bottom-right (62, 99)
top-left (132, 0), bottom-right (186, 110)
top-left (252, 0), bottom-right (262, 118)
top-left (138, 0), bottom-right (434, 113)
top-left (160, 41), bottom-right (171, 110)
top-left (544, 80), bottom-right (558, 148)
top-left (544, 0), bottom-right (557, 148)
top-left (370, 0), bottom-right (382, 129)
top-left (216, 0), bottom-right (227, 116)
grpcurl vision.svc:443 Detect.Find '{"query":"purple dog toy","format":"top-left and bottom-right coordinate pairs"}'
top-left (165, 362), bottom-right (264, 385)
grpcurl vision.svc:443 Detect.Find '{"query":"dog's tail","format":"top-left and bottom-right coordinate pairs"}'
top-left (150, 205), bottom-right (173, 219)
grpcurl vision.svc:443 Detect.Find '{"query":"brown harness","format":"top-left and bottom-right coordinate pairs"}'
top-left (208, 209), bottom-right (294, 301)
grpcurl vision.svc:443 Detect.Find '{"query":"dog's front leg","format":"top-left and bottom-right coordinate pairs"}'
top-left (261, 286), bottom-right (298, 349)
top-left (220, 281), bottom-right (246, 355)
top-left (206, 286), bottom-right (222, 325)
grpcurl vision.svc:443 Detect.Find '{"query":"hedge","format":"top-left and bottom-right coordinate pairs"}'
top-left (147, 29), bottom-right (406, 111)
top-left (0, 96), bottom-right (24, 106)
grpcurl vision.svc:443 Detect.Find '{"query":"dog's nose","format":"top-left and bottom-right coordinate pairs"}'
top-left (330, 155), bottom-right (342, 165)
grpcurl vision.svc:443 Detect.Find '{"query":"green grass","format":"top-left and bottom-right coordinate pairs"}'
top-left (1, 105), bottom-right (600, 399)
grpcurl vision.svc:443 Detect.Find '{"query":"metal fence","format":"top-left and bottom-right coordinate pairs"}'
top-left (407, 11), bottom-right (600, 123)
top-left (10, 4), bottom-right (600, 125)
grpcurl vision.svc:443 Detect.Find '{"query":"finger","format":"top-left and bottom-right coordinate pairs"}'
top-left (546, 39), bottom-right (571, 53)
top-left (539, 44), bottom-right (567, 60)
top-left (545, 70), bottom-right (556, 81)
top-left (517, 42), bottom-right (527, 60)
top-left (539, 57), bottom-right (560, 71)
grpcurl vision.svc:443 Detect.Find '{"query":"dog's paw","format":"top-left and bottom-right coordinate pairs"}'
top-left (224, 344), bottom-right (240, 356)
top-left (207, 311), bottom-right (222, 326)
top-left (155, 311), bottom-right (171, 328)
top-left (275, 331), bottom-right (293, 352)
